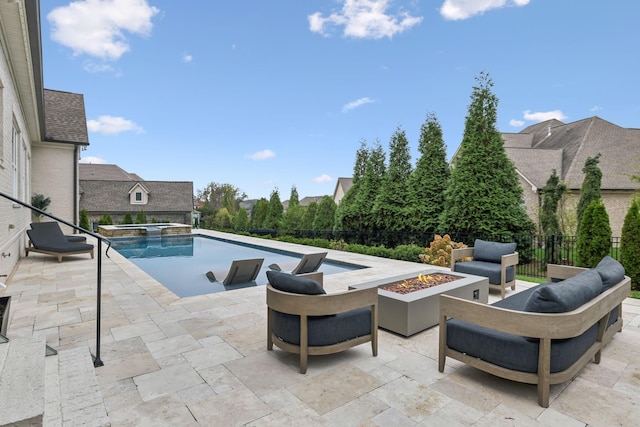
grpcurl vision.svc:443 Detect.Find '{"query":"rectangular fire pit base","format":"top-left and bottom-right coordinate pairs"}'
top-left (349, 270), bottom-right (488, 337)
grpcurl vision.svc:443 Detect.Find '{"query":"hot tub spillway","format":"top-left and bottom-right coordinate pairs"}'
top-left (145, 226), bottom-right (162, 237)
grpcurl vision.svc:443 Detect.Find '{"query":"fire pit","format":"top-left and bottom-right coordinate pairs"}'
top-left (349, 270), bottom-right (488, 336)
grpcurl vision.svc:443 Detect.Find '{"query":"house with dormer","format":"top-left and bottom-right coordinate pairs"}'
top-left (79, 164), bottom-right (193, 228)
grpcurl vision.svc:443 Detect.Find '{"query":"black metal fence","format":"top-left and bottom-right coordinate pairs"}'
top-left (252, 229), bottom-right (621, 279)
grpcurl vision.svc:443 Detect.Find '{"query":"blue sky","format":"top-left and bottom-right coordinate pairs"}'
top-left (41, 0), bottom-right (640, 200)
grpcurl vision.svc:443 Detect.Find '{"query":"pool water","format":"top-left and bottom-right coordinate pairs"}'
top-left (110, 234), bottom-right (363, 297)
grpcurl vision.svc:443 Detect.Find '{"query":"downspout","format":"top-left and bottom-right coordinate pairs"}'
top-left (74, 144), bottom-right (78, 227)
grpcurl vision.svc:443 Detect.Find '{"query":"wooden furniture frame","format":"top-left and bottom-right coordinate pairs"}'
top-left (267, 272), bottom-right (378, 373)
top-left (451, 247), bottom-right (519, 298)
top-left (438, 264), bottom-right (630, 407)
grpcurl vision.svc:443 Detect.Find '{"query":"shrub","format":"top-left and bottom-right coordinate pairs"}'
top-left (135, 210), bottom-right (147, 224)
top-left (79, 209), bottom-right (90, 231)
top-left (391, 244), bottom-right (426, 262)
top-left (419, 234), bottom-right (467, 267)
top-left (122, 212), bottom-right (133, 224)
top-left (576, 199), bottom-right (611, 267)
top-left (98, 214), bottom-right (113, 225)
top-left (621, 200), bottom-right (640, 291)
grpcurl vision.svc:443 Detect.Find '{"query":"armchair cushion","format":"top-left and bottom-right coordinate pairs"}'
top-left (453, 260), bottom-right (515, 285)
top-left (472, 239), bottom-right (517, 263)
top-left (266, 270), bottom-right (325, 295)
top-left (594, 256), bottom-right (625, 290)
top-left (524, 269), bottom-right (603, 313)
top-left (272, 307), bottom-right (372, 347)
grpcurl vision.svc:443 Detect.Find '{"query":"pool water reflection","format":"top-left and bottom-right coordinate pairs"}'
top-left (110, 235), bottom-right (364, 297)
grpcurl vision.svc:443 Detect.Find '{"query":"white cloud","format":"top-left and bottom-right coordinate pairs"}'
top-left (47, 0), bottom-right (160, 60)
top-left (342, 97), bottom-right (376, 112)
top-left (309, 0), bottom-right (423, 39)
top-left (87, 115), bottom-right (144, 135)
top-left (590, 105), bottom-right (603, 112)
top-left (249, 149), bottom-right (276, 160)
top-left (313, 174), bottom-right (333, 183)
top-left (79, 156), bottom-right (107, 164)
top-left (509, 119), bottom-right (525, 127)
top-left (440, 0), bottom-right (530, 21)
top-left (82, 62), bottom-right (117, 74)
top-left (182, 53), bottom-right (193, 63)
top-left (523, 110), bottom-right (568, 122)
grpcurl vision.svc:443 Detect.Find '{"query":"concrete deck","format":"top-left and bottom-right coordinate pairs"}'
top-left (3, 229), bottom-right (640, 426)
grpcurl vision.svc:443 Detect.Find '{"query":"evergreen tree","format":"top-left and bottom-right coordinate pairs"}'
top-left (439, 71), bottom-right (533, 237)
top-left (122, 212), bottom-right (133, 224)
top-left (250, 198), bottom-right (269, 229)
top-left (540, 169), bottom-right (566, 265)
top-left (408, 112), bottom-right (450, 232)
top-left (576, 154), bottom-right (602, 233)
top-left (282, 186), bottom-right (305, 234)
top-left (99, 214), bottom-right (113, 225)
top-left (373, 126), bottom-right (413, 232)
top-left (313, 196), bottom-right (337, 230)
top-left (301, 201), bottom-right (318, 229)
top-left (335, 140), bottom-right (369, 231)
top-left (263, 189), bottom-right (284, 230)
top-left (79, 209), bottom-right (90, 231)
top-left (620, 200), bottom-right (640, 291)
top-left (353, 141), bottom-right (386, 231)
top-left (233, 207), bottom-right (249, 230)
top-left (135, 210), bottom-right (147, 224)
top-left (576, 199), bottom-right (611, 267)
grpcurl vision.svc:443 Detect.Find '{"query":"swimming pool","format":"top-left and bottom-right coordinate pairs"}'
top-left (110, 234), bottom-right (364, 297)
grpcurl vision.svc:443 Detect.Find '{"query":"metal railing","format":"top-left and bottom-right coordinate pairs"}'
top-left (0, 191), bottom-right (108, 367)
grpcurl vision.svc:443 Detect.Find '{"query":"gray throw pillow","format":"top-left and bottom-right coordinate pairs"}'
top-left (473, 239), bottom-right (517, 263)
top-left (524, 269), bottom-right (603, 313)
top-left (594, 256), bottom-right (625, 290)
top-left (266, 270), bottom-right (326, 295)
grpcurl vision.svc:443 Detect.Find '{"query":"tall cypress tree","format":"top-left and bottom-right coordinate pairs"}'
top-left (408, 112), bottom-right (450, 233)
top-left (576, 199), bottom-right (611, 267)
top-left (335, 140), bottom-right (369, 231)
top-left (440, 71), bottom-right (533, 237)
top-left (264, 189), bottom-right (284, 230)
top-left (282, 186), bottom-right (304, 234)
top-left (620, 199), bottom-right (640, 291)
top-left (576, 154), bottom-right (602, 233)
top-left (313, 196), bottom-right (337, 230)
top-left (353, 141), bottom-right (386, 231)
top-left (372, 127), bottom-right (413, 232)
top-left (540, 169), bottom-right (567, 265)
top-left (250, 198), bottom-right (269, 229)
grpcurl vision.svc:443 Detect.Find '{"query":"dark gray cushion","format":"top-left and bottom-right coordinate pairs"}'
top-left (594, 256), bottom-right (625, 290)
top-left (453, 260), bottom-right (515, 285)
top-left (473, 239), bottom-right (517, 263)
top-left (524, 269), bottom-right (603, 313)
top-left (266, 270), bottom-right (325, 295)
top-left (272, 307), bottom-right (372, 346)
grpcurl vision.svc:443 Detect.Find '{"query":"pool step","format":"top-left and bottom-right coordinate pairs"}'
top-left (44, 346), bottom-right (109, 426)
top-left (0, 335), bottom-right (46, 426)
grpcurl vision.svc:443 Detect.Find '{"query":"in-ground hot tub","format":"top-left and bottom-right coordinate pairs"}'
top-left (98, 223), bottom-right (191, 238)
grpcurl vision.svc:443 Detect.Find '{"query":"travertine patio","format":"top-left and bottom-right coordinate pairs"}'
top-left (2, 229), bottom-right (640, 426)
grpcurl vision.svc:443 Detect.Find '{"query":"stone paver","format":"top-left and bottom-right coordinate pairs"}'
top-left (1, 229), bottom-right (639, 426)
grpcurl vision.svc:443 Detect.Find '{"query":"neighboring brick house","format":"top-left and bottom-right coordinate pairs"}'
top-left (503, 116), bottom-right (640, 237)
top-left (1, 0), bottom-right (88, 277)
top-left (79, 164), bottom-right (193, 228)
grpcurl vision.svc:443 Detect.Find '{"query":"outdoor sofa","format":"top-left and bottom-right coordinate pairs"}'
top-left (451, 239), bottom-right (518, 298)
top-left (439, 256), bottom-right (630, 407)
top-left (266, 270), bottom-right (378, 373)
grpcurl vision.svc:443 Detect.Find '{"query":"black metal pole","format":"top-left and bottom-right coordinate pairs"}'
top-left (93, 239), bottom-right (103, 367)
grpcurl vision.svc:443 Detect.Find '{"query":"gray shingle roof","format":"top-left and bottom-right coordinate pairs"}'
top-left (79, 164), bottom-right (144, 181)
top-left (79, 180), bottom-right (193, 213)
top-left (44, 89), bottom-right (89, 145)
top-left (504, 116), bottom-right (640, 190)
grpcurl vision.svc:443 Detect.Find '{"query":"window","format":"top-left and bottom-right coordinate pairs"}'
top-left (11, 123), bottom-right (19, 198)
top-left (135, 192), bottom-right (142, 201)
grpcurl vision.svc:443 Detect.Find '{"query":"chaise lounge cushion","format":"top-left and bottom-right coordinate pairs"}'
top-left (454, 261), bottom-right (515, 285)
top-left (472, 239), bottom-right (517, 263)
top-left (267, 270), bottom-right (325, 295)
top-left (594, 256), bottom-right (625, 290)
top-left (524, 269), bottom-right (603, 313)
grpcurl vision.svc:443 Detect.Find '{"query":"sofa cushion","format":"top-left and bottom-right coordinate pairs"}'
top-left (266, 270), bottom-right (325, 295)
top-left (594, 256), bottom-right (625, 290)
top-left (524, 269), bottom-right (603, 313)
top-left (272, 307), bottom-right (372, 346)
top-left (453, 260), bottom-right (515, 285)
top-left (473, 239), bottom-right (517, 263)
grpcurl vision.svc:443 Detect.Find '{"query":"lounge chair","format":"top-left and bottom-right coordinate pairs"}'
top-left (25, 227), bottom-right (94, 263)
top-left (268, 252), bottom-right (327, 275)
top-left (205, 258), bottom-right (264, 285)
top-left (30, 222), bottom-right (87, 243)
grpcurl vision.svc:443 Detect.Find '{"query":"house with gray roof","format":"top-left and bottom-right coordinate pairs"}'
top-left (79, 164), bottom-right (194, 228)
top-left (503, 116), bottom-right (640, 236)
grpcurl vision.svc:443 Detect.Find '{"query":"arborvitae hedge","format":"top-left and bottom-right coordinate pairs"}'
top-left (576, 199), bottom-right (611, 267)
top-left (621, 199), bottom-right (640, 291)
